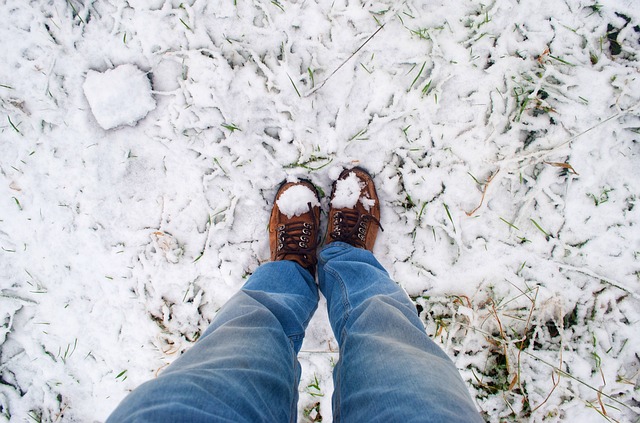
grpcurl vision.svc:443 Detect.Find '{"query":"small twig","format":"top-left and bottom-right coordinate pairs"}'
top-left (66, 0), bottom-right (86, 24)
top-left (514, 285), bottom-right (538, 399)
top-left (154, 362), bottom-right (170, 377)
top-left (465, 170), bottom-right (498, 216)
top-left (530, 348), bottom-right (562, 413)
top-left (521, 349), bottom-right (632, 411)
top-left (543, 161), bottom-right (579, 175)
top-left (490, 300), bottom-right (510, 372)
top-left (306, 24), bottom-right (386, 96)
top-left (498, 102), bottom-right (640, 169)
top-left (596, 366), bottom-right (608, 416)
top-left (557, 262), bottom-right (640, 300)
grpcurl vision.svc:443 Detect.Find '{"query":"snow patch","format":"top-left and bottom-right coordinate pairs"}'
top-left (276, 185), bottom-right (319, 218)
top-left (3, 1), bottom-right (640, 421)
top-left (83, 64), bottom-right (156, 130)
top-left (360, 196), bottom-right (376, 211)
top-left (331, 172), bottom-right (375, 211)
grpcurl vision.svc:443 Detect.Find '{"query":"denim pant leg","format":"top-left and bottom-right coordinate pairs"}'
top-left (318, 242), bottom-right (482, 422)
top-left (107, 261), bottom-right (318, 423)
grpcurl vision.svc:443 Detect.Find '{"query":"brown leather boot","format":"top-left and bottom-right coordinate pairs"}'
top-left (269, 180), bottom-right (321, 274)
top-left (325, 167), bottom-right (383, 251)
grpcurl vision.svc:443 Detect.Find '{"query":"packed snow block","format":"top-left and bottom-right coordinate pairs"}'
top-left (83, 64), bottom-right (156, 130)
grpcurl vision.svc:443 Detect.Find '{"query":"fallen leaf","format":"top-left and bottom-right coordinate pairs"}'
top-left (544, 161), bottom-right (579, 175)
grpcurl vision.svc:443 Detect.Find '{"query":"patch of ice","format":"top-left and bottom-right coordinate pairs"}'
top-left (331, 172), bottom-right (375, 211)
top-left (276, 185), bottom-right (319, 218)
top-left (83, 64), bottom-right (156, 130)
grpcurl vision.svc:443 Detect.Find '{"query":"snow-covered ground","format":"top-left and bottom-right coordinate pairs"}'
top-left (1, 0), bottom-right (639, 421)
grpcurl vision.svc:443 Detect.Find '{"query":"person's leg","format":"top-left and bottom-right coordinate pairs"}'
top-left (318, 242), bottom-right (482, 422)
top-left (107, 260), bottom-right (318, 423)
top-left (108, 179), bottom-right (322, 423)
top-left (318, 166), bottom-right (481, 422)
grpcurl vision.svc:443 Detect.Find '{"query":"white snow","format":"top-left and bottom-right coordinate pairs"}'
top-left (332, 171), bottom-right (376, 211)
top-left (1, 0), bottom-right (639, 421)
top-left (331, 172), bottom-right (362, 209)
top-left (276, 185), bottom-right (320, 218)
top-left (83, 64), bottom-right (156, 130)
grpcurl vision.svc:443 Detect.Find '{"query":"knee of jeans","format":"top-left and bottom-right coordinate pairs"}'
top-left (352, 294), bottom-right (423, 330)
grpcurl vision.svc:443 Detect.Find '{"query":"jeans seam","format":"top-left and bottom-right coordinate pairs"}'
top-left (290, 338), bottom-right (298, 423)
top-left (301, 289), bottom-right (320, 329)
top-left (333, 348), bottom-right (343, 423)
top-left (325, 264), bottom-right (351, 342)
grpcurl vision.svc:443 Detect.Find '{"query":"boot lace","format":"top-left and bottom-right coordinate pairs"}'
top-left (329, 210), bottom-right (383, 248)
top-left (275, 203), bottom-right (318, 266)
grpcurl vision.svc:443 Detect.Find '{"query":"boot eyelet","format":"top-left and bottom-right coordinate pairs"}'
top-left (300, 235), bottom-right (309, 242)
top-left (358, 234), bottom-right (365, 241)
top-left (303, 223), bottom-right (312, 229)
top-left (278, 224), bottom-right (285, 230)
top-left (277, 243), bottom-right (283, 250)
top-left (302, 229), bottom-right (311, 235)
top-left (299, 242), bottom-right (308, 248)
top-left (358, 228), bottom-right (366, 234)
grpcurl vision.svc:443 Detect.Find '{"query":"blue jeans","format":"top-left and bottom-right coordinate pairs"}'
top-left (107, 243), bottom-right (482, 422)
